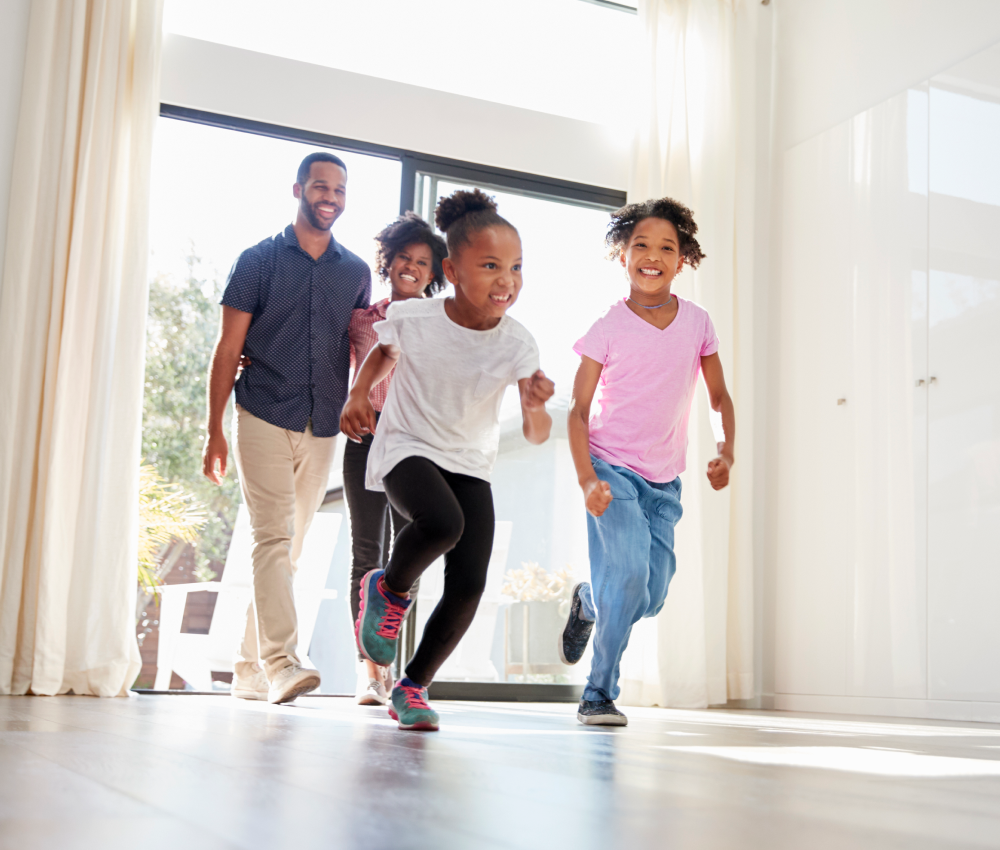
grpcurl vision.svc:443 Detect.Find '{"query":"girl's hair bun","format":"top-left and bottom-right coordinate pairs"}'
top-left (435, 188), bottom-right (498, 233)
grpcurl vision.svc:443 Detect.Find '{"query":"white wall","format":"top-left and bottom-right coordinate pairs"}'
top-left (773, 0), bottom-right (1000, 150)
top-left (160, 35), bottom-right (631, 192)
top-left (0, 0), bottom-right (32, 275)
top-left (760, 0), bottom-right (1000, 720)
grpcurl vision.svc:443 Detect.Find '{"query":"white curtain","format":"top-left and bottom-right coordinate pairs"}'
top-left (618, 0), bottom-right (756, 708)
top-left (0, 0), bottom-right (164, 697)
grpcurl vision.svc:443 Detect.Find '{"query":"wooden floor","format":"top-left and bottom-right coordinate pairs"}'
top-left (3, 695), bottom-right (1000, 849)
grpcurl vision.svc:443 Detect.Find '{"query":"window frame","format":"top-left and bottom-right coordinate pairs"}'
top-left (155, 103), bottom-right (624, 702)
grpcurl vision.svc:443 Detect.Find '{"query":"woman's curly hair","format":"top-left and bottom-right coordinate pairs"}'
top-left (374, 211), bottom-right (448, 295)
top-left (605, 197), bottom-right (706, 269)
top-left (434, 188), bottom-right (517, 255)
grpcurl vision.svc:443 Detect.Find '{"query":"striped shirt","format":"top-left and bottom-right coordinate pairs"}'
top-left (349, 298), bottom-right (394, 411)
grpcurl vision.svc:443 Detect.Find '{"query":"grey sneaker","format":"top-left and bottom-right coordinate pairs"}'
top-left (267, 664), bottom-right (321, 704)
top-left (577, 698), bottom-right (628, 726)
top-left (356, 677), bottom-right (389, 706)
top-left (559, 582), bottom-right (595, 665)
top-left (231, 665), bottom-right (269, 700)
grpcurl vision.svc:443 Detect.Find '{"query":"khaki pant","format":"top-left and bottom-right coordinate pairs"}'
top-left (231, 405), bottom-right (337, 679)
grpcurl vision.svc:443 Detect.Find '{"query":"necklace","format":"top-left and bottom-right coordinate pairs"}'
top-left (628, 295), bottom-right (674, 310)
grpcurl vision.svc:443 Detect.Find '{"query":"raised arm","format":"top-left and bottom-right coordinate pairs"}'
top-left (518, 370), bottom-right (554, 445)
top-left (568, 356), bottom-right (613, 517)
top-left (202, 305), bottom-right (252, 484)
top-left (700, 352), bottom-right (735, 490)
top-left (339, 343), bottom-right (400, 441)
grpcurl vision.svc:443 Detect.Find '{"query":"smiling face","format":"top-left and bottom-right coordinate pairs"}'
top-left (294, 161), bottom-right (347, 232)
top-left (620, 216), bottom-right (685, 299)
top-left (443, 225), bottom-right (523, 323)
top-left (387, 241), bottom-right (435, 299)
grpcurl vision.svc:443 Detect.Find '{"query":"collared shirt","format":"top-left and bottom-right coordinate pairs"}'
top-left (349, 297), bottom-right (395, 411)
top-left (221, 224), bottom-right (371, 437)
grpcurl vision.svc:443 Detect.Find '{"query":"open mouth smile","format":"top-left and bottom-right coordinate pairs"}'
top-left (639, 267), bottom-right (663, 278)
top-left (489, 293), bottom-right (512, 304)
top-left (399, 273), bottom-right (417, 283)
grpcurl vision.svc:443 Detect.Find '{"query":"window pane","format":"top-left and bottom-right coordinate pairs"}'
top-left (141, 117), bottom-right (400, 692)
top-left (408, 174), bottom-right (616, 684)
top-left (163, 0), bottom-right (636, 125)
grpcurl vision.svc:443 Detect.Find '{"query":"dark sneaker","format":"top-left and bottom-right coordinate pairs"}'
top-left (577, 698), bottom-right (628, 726)
top-left (559, 582), bottom-right (595, 665)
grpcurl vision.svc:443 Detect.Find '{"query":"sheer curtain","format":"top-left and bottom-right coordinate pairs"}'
top-left (0, 0), bottom-right (164, 697)
top-left (618, 0), bottom-right (757, 708)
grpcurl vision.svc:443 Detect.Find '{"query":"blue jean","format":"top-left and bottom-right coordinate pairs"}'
top-left (580, 456), bottom-right (683, 702)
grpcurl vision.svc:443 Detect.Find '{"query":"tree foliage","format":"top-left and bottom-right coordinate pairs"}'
top-left (142, 254), bottom-right (241, 576)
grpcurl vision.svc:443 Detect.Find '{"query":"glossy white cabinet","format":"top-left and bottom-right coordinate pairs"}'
top-left (777, 40), bottom-right (1000, 712)
top-left (927, 45), bottom-right (1000, 701)
top-left (776, 88), bottom-right (928, 701)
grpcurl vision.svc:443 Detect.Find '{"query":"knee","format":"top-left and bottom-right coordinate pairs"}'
top-left (413, 503), bottom-right (464, 551)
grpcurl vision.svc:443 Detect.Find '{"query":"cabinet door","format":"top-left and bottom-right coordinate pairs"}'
top-left (776, 89), bottom-right (928, 699)
top-left (928, 47), bottom-right (1000, 701)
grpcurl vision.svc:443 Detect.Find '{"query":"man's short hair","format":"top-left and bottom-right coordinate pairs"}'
top-left (297, 151), bottom-right (347, 185)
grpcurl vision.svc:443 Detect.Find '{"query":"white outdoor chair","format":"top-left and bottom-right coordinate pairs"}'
top-left (153, 505), bottom-right (340, 691)
top-left (411, 521), bottom-right (512, 681)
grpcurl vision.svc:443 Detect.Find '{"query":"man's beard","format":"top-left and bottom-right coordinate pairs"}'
top-left (302, 198), bottom-right (337, 231)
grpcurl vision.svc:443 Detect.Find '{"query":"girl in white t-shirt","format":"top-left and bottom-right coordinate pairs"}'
top-left (340, 189), bottom-right (554, 731)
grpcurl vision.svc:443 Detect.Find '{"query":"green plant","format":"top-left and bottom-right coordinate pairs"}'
top-left (137, 464), bottom-right (206, 593)
top-left (142, 252), bottom-right (242, 578)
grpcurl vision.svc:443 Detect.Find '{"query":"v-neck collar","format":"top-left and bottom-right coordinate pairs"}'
top-left (621, 295), bottom-right (682, 333)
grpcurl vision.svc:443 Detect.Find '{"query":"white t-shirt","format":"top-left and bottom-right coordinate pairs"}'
top-left (365, 298), bottom-right (540, 490)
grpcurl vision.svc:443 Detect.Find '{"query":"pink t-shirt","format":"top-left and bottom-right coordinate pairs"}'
top-left (573, 296), bottom-right (719, 483)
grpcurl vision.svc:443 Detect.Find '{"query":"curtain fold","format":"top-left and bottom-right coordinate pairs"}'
top-left (0, 0), bottom-right (164, 697)
top-left (619, 0), bottom-right (756, 708)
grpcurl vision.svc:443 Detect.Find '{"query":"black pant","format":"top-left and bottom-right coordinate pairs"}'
top-left (383, 456), bottom-right (495, 687)
top-left (342, 417), bottom-right (406, 661)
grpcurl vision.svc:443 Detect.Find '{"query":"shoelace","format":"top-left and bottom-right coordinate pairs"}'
top-left (376, 597), bottom-right (406, 638)
top-left (400, 684), bottom-right (430, 710)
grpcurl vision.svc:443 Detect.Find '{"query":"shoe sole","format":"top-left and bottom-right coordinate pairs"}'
top-left (231, 689), bottom-right (268, 701)
top-left (557, 582), bottom-right (590, 666)
top-left (388, 707), bottom-right (439, 731)
top-left (577, 712), bottom-right (628, 726)
top-left (355, 569), bottom-right (395, 666)
top-left (268, 672), bottom-right (321, 705)
top-left (356, 694), bottom-right (388, 706)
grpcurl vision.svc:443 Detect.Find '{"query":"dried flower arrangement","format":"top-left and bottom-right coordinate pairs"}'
top-left (501, 562), bottom-right (576, 616)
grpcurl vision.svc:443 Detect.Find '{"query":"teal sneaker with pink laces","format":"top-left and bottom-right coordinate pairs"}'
top-left (355, 569), bottom-right (411, 666)
top-left (389, 678), bottom-right (439, 731)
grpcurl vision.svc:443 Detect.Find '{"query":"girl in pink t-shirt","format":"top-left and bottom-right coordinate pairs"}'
top-left (560, 197), bottom-right (736, 727)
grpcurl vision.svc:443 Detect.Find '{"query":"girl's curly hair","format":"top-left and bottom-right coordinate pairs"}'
top-left (605, 197), bottom-right (706, 269)
top-left (374, 211), bottom-right (448, 295)
top-left (434, 188), bottom-right (517, 255)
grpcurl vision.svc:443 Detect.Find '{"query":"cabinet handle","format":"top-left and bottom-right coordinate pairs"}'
top-left (929, 376), bottom-right (938, 385)
top-left (837, 398), bottom-right (847, 406)
top-left (916, 379), bottom-right (926, 387)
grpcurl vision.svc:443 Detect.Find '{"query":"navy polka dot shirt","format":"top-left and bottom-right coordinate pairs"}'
top-left (221, 224), bottom-right (371, 437)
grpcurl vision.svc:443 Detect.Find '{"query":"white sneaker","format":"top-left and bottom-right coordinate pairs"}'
top-left (267, 664), bottom-right (321, 704)
top-left (231, 665), bottom-right (269, 700)
top-left (356, 677), bottom-right (389, 705)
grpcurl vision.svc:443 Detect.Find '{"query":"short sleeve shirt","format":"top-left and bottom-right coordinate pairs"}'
top-left (349, 298), bottom-right (393, 412)
top-left (365, 299), bottom-right (540, 490)
top-left (221, 224), bottom-right (371, 437)
top-left (573, 296), bottom-right (719, 483)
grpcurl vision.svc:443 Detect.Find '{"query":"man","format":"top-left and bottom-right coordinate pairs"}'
top-left (202, 151), bottom-right (370, 704)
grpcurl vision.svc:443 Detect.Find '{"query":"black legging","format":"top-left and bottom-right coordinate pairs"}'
top-left (342, 413), bottom-right (407, 661)
top-left (382, 456), bottom-right (495, 687)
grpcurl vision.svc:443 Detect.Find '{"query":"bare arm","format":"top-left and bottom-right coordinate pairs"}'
top-left (700, 352), bottom-right (735, 490)
top-left (568, 356), bottom-right (613, 517)
top-left (202, 306), bottom-right (252, 484)
top-left (517, 370), bottom-right (554, 445)
top-left (339, 343), bottom-right (400, 442)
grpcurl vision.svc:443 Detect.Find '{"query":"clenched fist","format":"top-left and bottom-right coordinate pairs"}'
top-left (522, 369), bottom-right (555, 410)
top-left (583, 477), bottom-right (613, 517)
